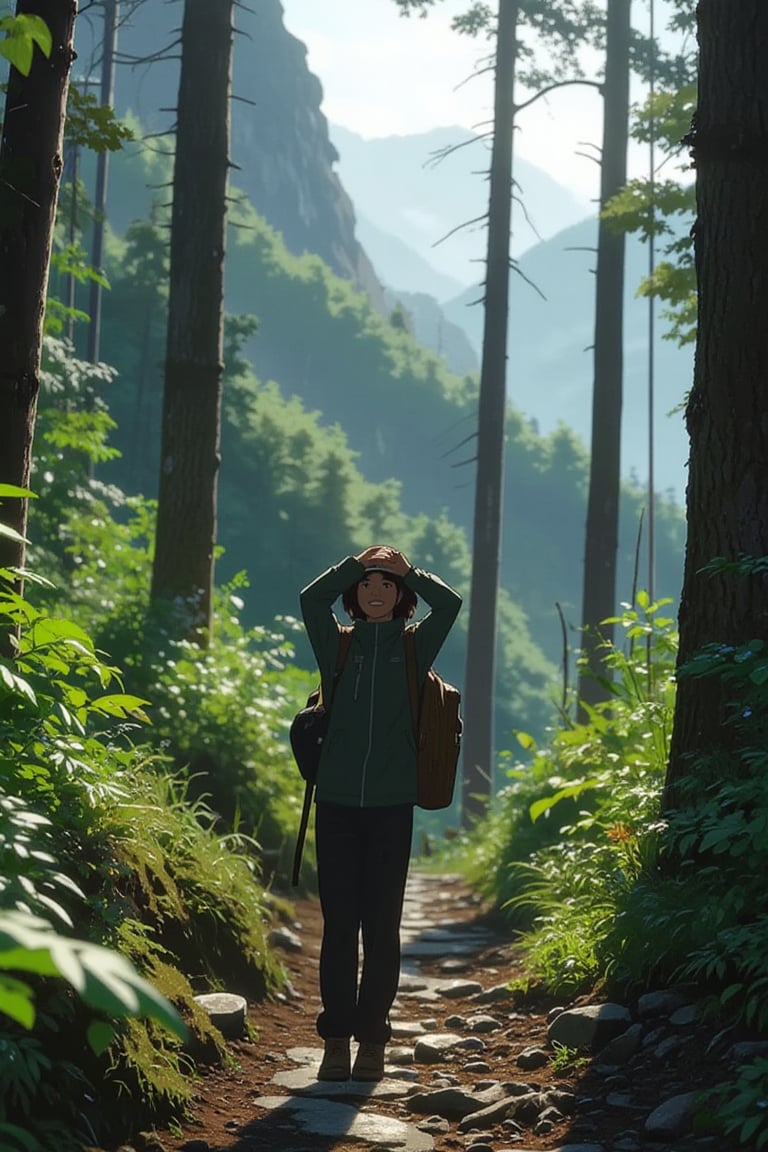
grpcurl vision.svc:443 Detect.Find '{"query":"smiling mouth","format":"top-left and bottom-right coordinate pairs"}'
top-left (369, 600), bottom-right (384, 607)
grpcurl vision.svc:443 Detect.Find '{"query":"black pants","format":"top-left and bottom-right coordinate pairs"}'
top-left (315, 800), bottom-right (413, 1044)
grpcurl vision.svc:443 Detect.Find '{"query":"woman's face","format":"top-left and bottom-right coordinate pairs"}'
top-left (356, 571), bottom-right (401, 622)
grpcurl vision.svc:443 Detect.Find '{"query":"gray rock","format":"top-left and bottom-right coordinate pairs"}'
top-left (547, 1003), bottom-right (632, 1051)
top-left (516, 1046), bottom-right (549, 1070)
top-left (466, 1013), bottom-right (502, 1033)
top-left (637, 989), bottom-right (689, 1019)
top-left (535, 1118), bottom-right (555, 1135)
top-left (456, 1096), bottom-right (518, 1132)
top-left (399, 974), bottom-right (430, 992)
top-left (472, 983), bottom-right (513, 1004)
top-left (267, 925), bottom-right (302, 952)
top-left (406, 1084), bottom-right (505, 1119)
top-left (669, 1003), bottom-right (701, 1027)
top-left (456, 1036), bottom-right (487, 1052)
top-left (544, 1088), bottom-right (578, 1114)
top-left (192, 993), bottom-right (247, 1040)
top-left (644, 1091), bottom-right (699, 1138)
top-left (439, 958), bottom-right (471, 973)
top-left (463, 1062), bottom-right (492, 1074)
top-left (654, 1035), bottom-right (685, 1060)
top-left (727, 1040), bottom-right (768, 1061)
top-left (416, 1116), bottom-right (450, 1135)
top-left (254, 1095), bottom-right (433, 1150)
top-left (445, 1014), bottom-right (467, 1028)
top-left (390, 1046), bottom-right (415, 1065)
top-left (606, 1093), bottom-right (634, 1109)
top-left (547, 1005), bottom-right (566, 1023)
top-left (500, 1081), bottom-right (536, 1096)
top-left (272, 1067), bottom-right (414, 1099)
top-left (421, 1017), bottom-right (439, 1030)
top-left (464, 1143), bottom-right (494, 1152)
top-left (598, 1024), bottom-right (643, 1064)
top-left (438, 979), bottom-right (485, 999)
top-left (413, 1032), bottom-right (465, 1062)
top-left (393, 1021), bottom-right (427, 1039)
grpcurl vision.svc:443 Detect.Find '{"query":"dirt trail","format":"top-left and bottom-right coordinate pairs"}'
top-left (154, 871), bottom-right (736, 1152)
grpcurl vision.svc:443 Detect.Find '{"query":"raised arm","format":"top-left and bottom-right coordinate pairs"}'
top-left (404, 566), bottom-right (462, 678)
top-left (300, 556), bottom-right (363, 685)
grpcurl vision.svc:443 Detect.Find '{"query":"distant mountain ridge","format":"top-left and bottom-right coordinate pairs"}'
top-left (443, 215), bottom-right (694, 500)
top-left (329, 123), bottom-right (592, 289)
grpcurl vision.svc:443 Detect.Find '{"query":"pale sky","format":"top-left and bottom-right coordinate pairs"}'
top-left (281, 0), bottom-right (687, 204)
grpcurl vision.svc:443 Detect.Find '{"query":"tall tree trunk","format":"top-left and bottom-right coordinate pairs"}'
top-left (86, 0), bottom-right (118, 365)
top-left (664, 0), bottom-right (768, 808)
top-left (150, 0), bottom-right (233, 639)
top-left (578, 0), bottom-right (631, 714)
top-left (0, 0), bottom-right (78, 572)
top-left (461, 0), bottom-right (517, 824)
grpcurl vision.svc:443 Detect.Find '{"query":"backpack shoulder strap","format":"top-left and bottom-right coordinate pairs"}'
top-left (328, 627), bottom-right (353, 708)
top-left (404, 627), bottom-right (420, 740)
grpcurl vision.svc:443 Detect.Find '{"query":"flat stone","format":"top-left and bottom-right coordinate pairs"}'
top-left (548, 1003), bottom-right (632, 1051)
top-left (267, 926), bottom-right (302, 953)
top-left (727, 1040), bottom-right (768, 1061)
top-left (272, 1067), bottom-right (412, 1100)
top-left (403, 940), bottom-right (479, 957)
top-left (516, 1046), bottom-right (548, 1070)
top-left (286, 1046), bottom-right (324, 1066)
top-left (253, 1095), bottom-right (433, 1150)
top-left (637, 990), bottom-right (689, 1019)
top-left (456, 1095), bottom-right (519, 1132)
top-left (644, 1091), bottom-right (698, 1138)
top-left (598, 1024), bottom-right (643, 1064)
top-left (472, 983), bottom-right (513, 1004)
top-left (393, 1021), bottom-right (426, 1039)
top-left (669, 1004), bottom-right (700, 1027)
top-left (438, 958), bottom-right (472, 973)
top-left (192, 993), bottom-right (246, 1039)
top-left (399, 975), bottom-right (430, 992)
top-left (413, 1033), bottom-right (464, 1063)
top-left (406, 1085), bottom-right (506, 1119)
top-left (466, 1014), bottom-right (502, 1033)
top-left (389, 1046), bottom-right (415, 1065)
top-left (437, 980), bottom-right (484, 999)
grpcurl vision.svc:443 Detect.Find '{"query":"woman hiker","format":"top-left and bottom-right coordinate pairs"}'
top-left (299, 545), bottom-right (462, 1082)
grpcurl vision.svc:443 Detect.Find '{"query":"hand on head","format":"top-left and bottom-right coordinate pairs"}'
top-left (356, 545), bottom-right (411, 577)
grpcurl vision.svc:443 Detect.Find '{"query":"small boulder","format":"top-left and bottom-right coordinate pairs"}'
top-left (192, 992), bottom-right (247, 1040)
top-left (267, 925), bottom-right (302, 952)
top-left (548, 1003), bottom-right (632, 1052)
top-left (644, 1091), bottom-right (699, 1138)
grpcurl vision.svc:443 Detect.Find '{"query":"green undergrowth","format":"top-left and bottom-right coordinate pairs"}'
top-left (454, 566), bottom-right (768, 1151)
top-left (0, 522), bottom-right (289, 1149)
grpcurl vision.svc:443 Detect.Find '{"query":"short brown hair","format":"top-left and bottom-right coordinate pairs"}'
top-left (342, 573), bottom-right (418, 621)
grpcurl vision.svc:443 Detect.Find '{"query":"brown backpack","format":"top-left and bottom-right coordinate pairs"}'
top-left (404, 629), bottom-right (462, 810)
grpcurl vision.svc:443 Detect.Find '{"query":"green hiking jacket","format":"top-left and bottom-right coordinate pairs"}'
top-left (299, 557), bottom-right (462, 807)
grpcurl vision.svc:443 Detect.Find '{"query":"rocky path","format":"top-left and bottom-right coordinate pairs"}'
top-left (154, 871), bottom-right (748, 1152)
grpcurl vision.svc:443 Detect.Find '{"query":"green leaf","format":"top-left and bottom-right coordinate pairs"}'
top-left (515, 730), bottom-right (537, 751)
top-left (0, 974), bottom-right (35, 1028)
top-left (0, 484), bottom-right (35, 499)
top-left (0, 523), bottom-right (27, 544)
top-left (87, 1019), bottom-right (116, 1055)
top-left (90, 693), bottom-right (152, 721)
top-left (529, 778), bottom-right (600, 823)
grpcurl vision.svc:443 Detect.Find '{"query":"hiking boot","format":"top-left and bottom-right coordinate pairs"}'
top-left (317, 1037), bottom-right (351, 1081)
top-left (351, 1041), bottom-right (386, 1081)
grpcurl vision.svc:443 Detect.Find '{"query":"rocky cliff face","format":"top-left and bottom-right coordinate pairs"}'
top-left (90, 0), bottom-right (383, 305)
top-left (238, 2), bottom-right (383, 306)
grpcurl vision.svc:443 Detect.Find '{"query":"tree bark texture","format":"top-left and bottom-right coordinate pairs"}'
top-left (0, 0), bottom-right (77, 570)
top-left (664, 0), bottom-right (768, 805)
top-left (150, 0), bottom-right (233, 637)
top-left (461, 0), bottom-right (517, 824)
top-left (578, 0), bottom-right (631, 714)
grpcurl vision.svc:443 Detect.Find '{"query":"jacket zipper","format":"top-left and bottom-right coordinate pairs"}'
top-left (359, 625), bottom-right (379, 806)
top-left (353, 656), bottom-right (363, 702)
